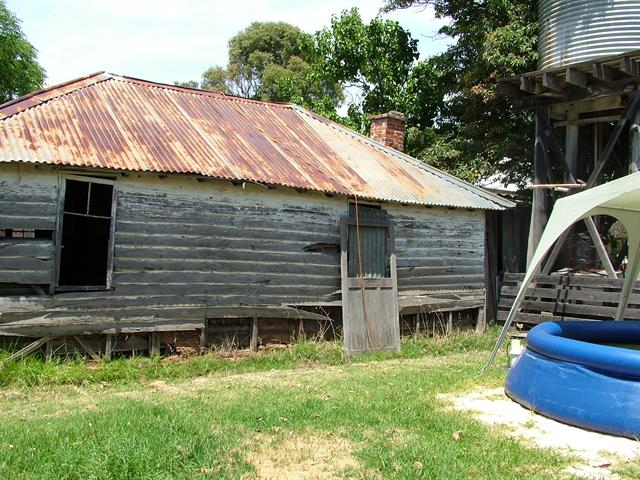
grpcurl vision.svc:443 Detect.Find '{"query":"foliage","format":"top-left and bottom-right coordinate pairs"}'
top-left (0, 0), bottom-right (45, 104)
top-left (384, 0), bottom-right (539, 187)
top-left (200, 21), bottom-right (342, 115)
top-left (313, 8), bottom-right (419, 131)
top-left (173, 79), bottom-right (199, 89)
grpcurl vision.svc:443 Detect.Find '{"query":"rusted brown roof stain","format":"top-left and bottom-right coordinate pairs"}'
top-left (0, 72), bottom-right (512, 210)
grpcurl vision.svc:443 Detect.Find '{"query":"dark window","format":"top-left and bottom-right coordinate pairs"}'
top-left (58, 177), bottom-right (114, 287)
top-left (63, 180), bottom-right (89, 214)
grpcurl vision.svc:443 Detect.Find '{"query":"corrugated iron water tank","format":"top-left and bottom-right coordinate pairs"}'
top-left (539, 0), bottom-right (640, 69)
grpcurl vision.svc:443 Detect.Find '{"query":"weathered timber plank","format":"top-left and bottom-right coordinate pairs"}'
top-left (112, 271), bottom-right (340, 287)
top-left (496, 311), bottom-right (588, 324)
top-left (115, 232), bottom-right (335, 251)
top-left (0, 271), bottom-right (51, 284)
top-left (0, 215), bottom-right (56, 230)
top-left (400, 299), bottom-right (483, 315)
top-left (503, 299), bottom-right (640, 319)
top-left (114, 245), bottom-right (338, 264)
top-left (115, 220), bottom-right (337, 242)
top-left (204, 305), bottom-right (332, 321)
top-left (0, 241), bottom-right (54, 257)
top-left (109, 283), bottom-right (340, 299)
top-left (398, 274), bottom-right (484, 285)
top-left (0, 256), bottom-right (53, 271)
top-left (117, 209), bottom-right (339, 231)
top-left (0, 306), bottom-right (206, 323)
top-left (397, 266), bottom-right (484, 278)
top-left (0, 200), bottom-right (57, 216)
top-left (114, 257), bottom-right (339, 276)
top-left (502, 273), bottom-right (636, 290)
top-left (499, 286), bottom-right (640, 305)
top-left (118, 194), bottom-right (337, 219)
top-left (0, 319), bottom-right (205, 337)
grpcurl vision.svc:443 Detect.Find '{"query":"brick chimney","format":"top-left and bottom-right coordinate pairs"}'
top-left (369, 111), bottom-right (407, 152)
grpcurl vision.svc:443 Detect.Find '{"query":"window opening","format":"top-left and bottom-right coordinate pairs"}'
top-left (58, 178), bottom-right (114, 287)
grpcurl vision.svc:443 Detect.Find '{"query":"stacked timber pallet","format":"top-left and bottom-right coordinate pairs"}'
top-left (498, 273), bottom-right (640, 330)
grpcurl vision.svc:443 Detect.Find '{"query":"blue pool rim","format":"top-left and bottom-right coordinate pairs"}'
top-left (505, 321), bottom-right (640, 439)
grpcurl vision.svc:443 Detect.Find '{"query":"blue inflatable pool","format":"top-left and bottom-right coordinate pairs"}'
top-left (505, 321), bottom-right (640, 439)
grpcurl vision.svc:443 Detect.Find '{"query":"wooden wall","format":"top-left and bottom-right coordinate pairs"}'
top-left (112, 173), bottom-right (344, 306)
top-left (0, 164), bottom-right (57, 286)
top-left (0, 163), bottom-right (487, 338)
top-left (387, 204), bottom-right (486, 292)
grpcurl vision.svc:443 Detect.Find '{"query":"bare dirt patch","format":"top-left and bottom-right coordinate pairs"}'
top-left (441, 387), bottom-right (640, 480)
top-left (246, 430), bottom-right (364, 480)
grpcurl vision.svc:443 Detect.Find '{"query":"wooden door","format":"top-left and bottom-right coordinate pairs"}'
top-left (340, 212), bottom-right (400, 355)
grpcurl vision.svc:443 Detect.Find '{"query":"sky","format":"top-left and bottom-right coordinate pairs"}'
top-left (7, 0), bottom-right (452, 88)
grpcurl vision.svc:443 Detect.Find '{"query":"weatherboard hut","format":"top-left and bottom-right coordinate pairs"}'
top-left (0, 73), bottom-right (512, 357)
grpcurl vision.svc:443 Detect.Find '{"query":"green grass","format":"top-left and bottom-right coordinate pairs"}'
top-left (0, 329), bottom-right (497, 388)
top-left (0, 330), bottom-right (577, 479)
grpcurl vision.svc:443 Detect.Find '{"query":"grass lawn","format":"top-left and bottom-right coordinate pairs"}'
top-left (0, 330), bottom-right (577, 479)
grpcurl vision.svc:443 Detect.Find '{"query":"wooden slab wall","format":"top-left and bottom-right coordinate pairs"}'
top-left (112, 174), bottom-right (344, 306)
top-left (0, 164), bottom-right (57, 287)
top-left (0, 165), bottom-right (488, 339)
top-left (387, 205), bottom-right (485, 292)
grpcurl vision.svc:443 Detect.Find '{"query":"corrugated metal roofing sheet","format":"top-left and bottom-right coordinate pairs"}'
top-left (0, 72), bottom-right (512, 210)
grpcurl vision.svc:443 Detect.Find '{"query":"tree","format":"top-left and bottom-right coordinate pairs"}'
top-left (383, 0), bottom-right (538, 187)
top-left (313, 8), bottom-right (419, 130)
top-left (201, 21), bottom-right (342, 115)
top-left (0, 0), bottom-right (45, 104)
top-left (173, 80), bottom-right (199, 89)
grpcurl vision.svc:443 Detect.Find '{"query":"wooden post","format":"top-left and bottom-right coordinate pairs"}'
top-left (527, 106), bottom-right (551, 267)
top-left (483, 211), bottom-right (498, 325)
top-left (104, 334), bottom-right (113, 361)
top-left (415, 313), bottom-right (421, 337)
top-left (564, 112), bottom-right (579, 182)
top-left (295, 318), bottom-right (305, 341)
top-left (199, 328), bottom-right (206, 354)
top-left (45, 338), bottom-right (53, 362)
top-left (149, 332), bottom-right (161, 356)
top-left (250, 317), bottom-right (259, 352)
top-left (630, 110), bottom-right (640, 173)
top-left (446, 312), bottom-right (453, 335)
top-left (475, 305), bottom-right (487, 333)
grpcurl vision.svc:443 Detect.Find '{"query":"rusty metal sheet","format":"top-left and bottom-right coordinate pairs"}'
top-left (0, 72), bottom-right (512, 210)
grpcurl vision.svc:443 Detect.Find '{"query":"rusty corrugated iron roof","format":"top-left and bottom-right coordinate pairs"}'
top-left (0, 72), bottom-right (513, 210)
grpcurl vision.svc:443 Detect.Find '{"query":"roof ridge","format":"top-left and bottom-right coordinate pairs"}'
top-left (292, 106), bottom-right (514, 209)
top-left (113, 74), bottom-right (293, 109)
top-left (0, 72), bottom-right (113, 119)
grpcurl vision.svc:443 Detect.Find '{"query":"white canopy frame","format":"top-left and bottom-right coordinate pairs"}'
top-left (483, 172), bottom-right (640, 372)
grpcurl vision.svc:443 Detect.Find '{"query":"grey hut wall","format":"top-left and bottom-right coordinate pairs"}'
top-left (388, 205), bottom-right (485, 292)
top-left (1, 163), bottom-right (486, 335)
top-left (0, 164), bottom-right (57, 286)
top-left (113, 173), bottom-right (343, 305)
